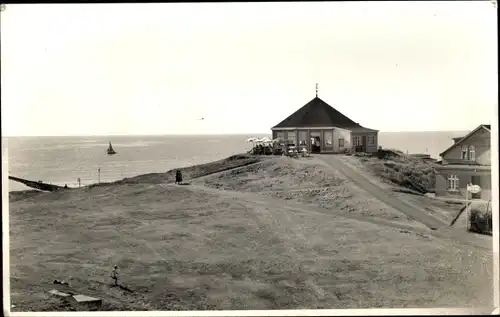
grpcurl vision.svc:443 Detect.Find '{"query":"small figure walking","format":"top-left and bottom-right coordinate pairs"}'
top-left (110, 265), bottom-right (119, 286)
top-left (175, 170), bottom-right (183, 185)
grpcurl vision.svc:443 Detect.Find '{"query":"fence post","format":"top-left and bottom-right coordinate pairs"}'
top-left (77, 178), bottom-right (81, 188)
top-left (98, 168), bottom-right (101, 184)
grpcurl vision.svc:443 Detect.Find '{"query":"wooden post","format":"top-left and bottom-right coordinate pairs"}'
top-left (98, 168), bottom-right (101, 184)
top-left (487, 199), bottom-right (491, 232)
top-left (78, 178), bottom-right (81, 188)
top-left (465, 189), bottom-right (467, 231)
top-left (465, 185), bottom-right (470, 231)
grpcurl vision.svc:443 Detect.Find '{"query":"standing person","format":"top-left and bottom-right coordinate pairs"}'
top-left (175, 170), bottom-right (181, 184)
top-left (110, 265), bottom-right (119, 286)
top-left (177, 170), bottom-right (183, 185)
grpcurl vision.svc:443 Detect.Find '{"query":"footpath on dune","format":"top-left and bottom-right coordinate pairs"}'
top-left (315, 155), bottom-right (491, 250)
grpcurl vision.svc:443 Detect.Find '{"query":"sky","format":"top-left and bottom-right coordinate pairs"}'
top-left (1, 2), bottom-right (497, 136)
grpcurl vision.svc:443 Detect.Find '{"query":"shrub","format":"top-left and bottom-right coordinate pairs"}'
top-left (469, 202), bottom-right (492, 235)
top-left (364, 149), bottom-right (437, 194)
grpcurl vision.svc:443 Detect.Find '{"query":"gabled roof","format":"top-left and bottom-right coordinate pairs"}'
top-left (272, 97), bottom-right (364, 129)
top-left (440, 124), bottom-right (491, 157)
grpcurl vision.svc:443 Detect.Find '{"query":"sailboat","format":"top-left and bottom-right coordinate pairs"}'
top-left (107, 141), bottom-right (117, 155)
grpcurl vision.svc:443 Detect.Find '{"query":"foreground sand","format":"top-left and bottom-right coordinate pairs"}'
top-left (8, 155), bottom-right (493, 311)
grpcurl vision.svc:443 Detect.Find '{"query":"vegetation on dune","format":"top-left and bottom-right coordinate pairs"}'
top-left (469, 202), bottom-right (493, 235)
top-left (353, 149), bottom-right (437, 194)
top-left (199, 158), bottom-right (422, 224)
top-left (9, 190), bottom-right (46, 202)
top-left (85, 154), bottom-right (261, 187)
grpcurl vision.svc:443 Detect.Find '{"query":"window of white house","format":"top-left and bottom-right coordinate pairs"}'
top-left (276, 132), bottom-right (285, 141)
top-left (468, 145), bottom-right (475, 161)
top-left (367, 135), bottom-right (375, 145)
top-left (339, 138), bottom-right (345, 147)
top-left (461, 145), bottom-right (468, 160)
top-left (287, 132), bottom-right (296, 145)
top-left (298, 131), bottom-right (307, 145)
top-left (324, 131), bottom-right (333, 146)
top-left (353, 136), bottom-right (361, 146)
top-left (447, 174), bottom-right (459, 191)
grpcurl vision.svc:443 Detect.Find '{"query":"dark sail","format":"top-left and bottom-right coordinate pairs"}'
top-left (107, 141), bottom-right (116, 155)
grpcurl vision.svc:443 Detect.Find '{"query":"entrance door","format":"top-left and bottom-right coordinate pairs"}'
top-left (361, 135), bottom-right (367, 152)
top-left (471, 175), bottom-right (482, 199)
top-left (310, 132), bottom-right (321, 153)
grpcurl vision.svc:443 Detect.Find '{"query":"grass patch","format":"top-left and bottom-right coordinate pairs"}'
top-left (356, 149), bottom-right (438, 194)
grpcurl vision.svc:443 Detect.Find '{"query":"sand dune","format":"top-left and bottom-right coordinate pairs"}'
top-left (8, 155), bottom-right (493, 311)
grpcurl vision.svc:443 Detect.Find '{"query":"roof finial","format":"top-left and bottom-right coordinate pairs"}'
top-left (315, 83), bottom-right (318, 97)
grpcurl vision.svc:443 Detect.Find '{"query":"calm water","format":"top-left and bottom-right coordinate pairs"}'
top-left (4, 131), bottom-right (465, 192)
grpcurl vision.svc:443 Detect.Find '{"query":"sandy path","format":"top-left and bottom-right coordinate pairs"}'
top-left (318, 155), bottom-right (448, 230)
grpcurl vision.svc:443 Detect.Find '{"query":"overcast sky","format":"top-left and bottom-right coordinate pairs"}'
top-left (1, 2), bottom-right (497, 136)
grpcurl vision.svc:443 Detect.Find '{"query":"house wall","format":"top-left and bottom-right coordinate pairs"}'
top-left (312, 128), bottom-right (351, 153)
top-left (272, 128), bottom-right (376, 154)
top-left (435, 168), bottom-right (492, 200)
top-left (442, 128), bottom-right (491, 165)
top-left (287, 131), bottom-right (297, 145)
top-left (297, 130), bottom-right (308, 148)
top-left (272, 128), bottom-right (345, 153)
top-left (333, 128), bottom-right (351, 152)
top-left (323, 129), bottom-right (334, 151)
top-left (351, 131), bottom-right (379, 153)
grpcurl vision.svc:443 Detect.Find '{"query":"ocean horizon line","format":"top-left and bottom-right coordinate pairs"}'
top-left (3, 130), bottom-right (470, 138)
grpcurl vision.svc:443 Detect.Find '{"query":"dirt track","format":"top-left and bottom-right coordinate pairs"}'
top-left (317, 155), bottom-right (447, 230)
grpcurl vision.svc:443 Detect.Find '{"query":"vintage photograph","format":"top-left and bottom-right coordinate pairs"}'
top-left (2, 1), bottom-right (497, 314)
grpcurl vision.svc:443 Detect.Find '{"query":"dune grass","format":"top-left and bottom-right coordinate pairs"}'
top-left (361, 156), bottom-right (436, 194)
top-left (337, 149), bottom-right (437, 194)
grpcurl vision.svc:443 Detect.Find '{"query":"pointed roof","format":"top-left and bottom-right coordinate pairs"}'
top-left (272, 97), bottom-right (364, 129)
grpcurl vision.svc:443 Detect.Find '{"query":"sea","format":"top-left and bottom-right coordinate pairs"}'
top-left (4, 131), bottom-right (466, 192)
